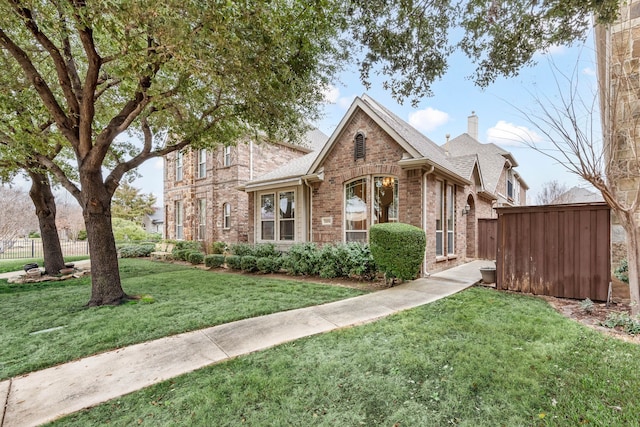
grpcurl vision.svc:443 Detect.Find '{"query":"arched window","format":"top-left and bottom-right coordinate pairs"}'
top-left (345, 175), bottom-right (398, 242)
top-left (354, 132), bottom-right (366, 160)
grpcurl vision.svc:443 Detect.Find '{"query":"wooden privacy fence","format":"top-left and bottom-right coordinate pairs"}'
top-left (495, 203), bottom-right (610, 301)
top-left (477, 218), bottom-right (497, 260)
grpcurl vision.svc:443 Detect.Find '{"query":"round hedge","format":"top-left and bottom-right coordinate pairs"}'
top-left (369, 222), bottom-right (426, 282)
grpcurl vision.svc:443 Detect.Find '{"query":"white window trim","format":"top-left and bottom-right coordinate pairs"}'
top-left (257, 188), bottom-right (297, 242)
top-left (435, 180), bottom-right (444, 257)
top-left (446, 183), bottom-right (455, 256)
top-left (175, 201), bottom-right (183, 240)
top-left (223, 203), bottom-right (231, 229)
top-left (197, 198), bottom-right (206, 240)
top-left (344, 175), bottom-right (399, 243)
top-left (223, 146), bottom-right (232, 167)
top-left (197, 149), bottom-right (207, 179)
top-left (175, 151), bottom-right (183, 181)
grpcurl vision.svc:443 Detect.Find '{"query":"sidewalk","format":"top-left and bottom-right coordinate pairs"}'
top-left (0, 260), bottom-right (490, 427)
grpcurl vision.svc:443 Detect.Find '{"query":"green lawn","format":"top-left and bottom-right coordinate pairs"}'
top-left (0, 258), bottom-right (365, 380)
top-left (0, 255), bottom-right (90, 273)
top-left (52, 287), bottom-right (640, 427)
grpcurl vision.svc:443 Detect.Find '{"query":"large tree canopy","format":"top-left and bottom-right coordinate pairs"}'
top-left (0, 0), bottom-right (618, 305)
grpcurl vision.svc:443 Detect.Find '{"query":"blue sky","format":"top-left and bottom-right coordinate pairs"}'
top-left (135, 32), bottom-right (602, 205)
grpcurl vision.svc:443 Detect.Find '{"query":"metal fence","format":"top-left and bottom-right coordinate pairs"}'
top-left (0, 239), bottom-right (90, 260)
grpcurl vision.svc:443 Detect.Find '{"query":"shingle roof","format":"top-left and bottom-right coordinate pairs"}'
top-left (360, 95), bottom-right (464, 178)
top-left (446, 133), bottom-right (520, 194)
top-left (550, 186), bottom-right (604, 204)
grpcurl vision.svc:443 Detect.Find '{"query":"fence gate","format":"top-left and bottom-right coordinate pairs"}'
top-left (477, 218), bottom-right (497, 260)
top-left (495, 203), bottom-right (610, 301)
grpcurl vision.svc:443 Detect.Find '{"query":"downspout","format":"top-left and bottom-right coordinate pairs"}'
top-left (303, 178), bottom-right (313, 242)
top-left (249, 140), bottom-right (254, 180)
top-left (422, 165), bottom-right (435, 277)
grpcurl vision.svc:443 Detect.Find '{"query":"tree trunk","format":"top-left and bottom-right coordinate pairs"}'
top-left (81, 176), bottom-right (127, 306)
top-left (27, 171), bottom-right (66, 275)
top-left (624, 218), bottom-right (640, 316)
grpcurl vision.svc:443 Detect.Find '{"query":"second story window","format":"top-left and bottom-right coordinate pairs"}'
top-left (197, 149), bottom-right (206, 178)
top-left (223, 146), bottom-right (232, 166)
top-left (507, 169), bottom-right (514, 200)
top-left (175, 150), bottom-right (183, 181)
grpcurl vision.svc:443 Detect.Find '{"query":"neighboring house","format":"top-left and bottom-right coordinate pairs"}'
top-left (444, 112), bottom-right (528, 212)
top-left (163, 131), bottom-right (327, 246)
top-left (142, 207), bottom-right (165, 238)
top-left (549, 186), bottom-right (604, 205)
top-left (240, 95), bottom-right (528, 273)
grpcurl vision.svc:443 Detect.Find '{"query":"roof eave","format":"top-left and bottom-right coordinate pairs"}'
top-left (239, 177), bottom-right (303, 192)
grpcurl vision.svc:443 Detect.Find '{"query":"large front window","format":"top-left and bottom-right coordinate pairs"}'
top-left (345, 176), bottom-right (398, 242)
top-left (260, 190), bottom-right (295, 241)
top-left (436, 180), bottom-right (456, 257)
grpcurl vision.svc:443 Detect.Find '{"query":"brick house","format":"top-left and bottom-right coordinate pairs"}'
top-left (163, 130), bottom-right (327, 247)
top-left (241, 95), bottom-right (528, 273)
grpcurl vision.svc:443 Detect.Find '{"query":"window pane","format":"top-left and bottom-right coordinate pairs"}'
top-left (436, 231), bottom-right (443, 256)
top-left (346, 231), bottom-right (368, 243)
top-left (435, 181), bottom-right (443, 232)
top-left (447, 231), bottom-right (454, 255)
top-left (346, 179), bottom-right (367, 232)
top-left (261, 221), bottom-right (274, 240)
top-left (279, 192), bottom-right (294, 219)
top-left (280, 220), bottom-right (294, 240)
top-left (261, 194), bottom-right (275, 220)
top-left (374, 176), bottom-right (398, 224)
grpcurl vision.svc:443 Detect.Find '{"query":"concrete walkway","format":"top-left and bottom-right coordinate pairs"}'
top-left (0, 260), bottom-right (491, 427)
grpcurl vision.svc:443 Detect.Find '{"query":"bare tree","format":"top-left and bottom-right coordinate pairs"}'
top-left (518, 37), bottom-right (640, 313)
top-left (0, 185), bottom-right (38, 252)
top-left (535, 180), bottom-right (570, 205)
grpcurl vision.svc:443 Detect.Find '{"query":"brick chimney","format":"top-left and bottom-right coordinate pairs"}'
top-left (468, 111), bottom-right (478, 140)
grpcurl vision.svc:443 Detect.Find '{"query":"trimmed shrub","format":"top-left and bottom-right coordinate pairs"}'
top-left (174, 240), bottom-right (204, 251)
top-left (226, 255), bottom-right (242, 270)
top-left (317, 243), bottom-right (377, 280)
top-left (256, 256), bottom-right (282, 273)
top-left (229, 243), bottom-right (254, 257)
top-left (254, 243), bottom-right (279, 258)
top-left (173, 249), bottom-right (194, 261)
top-left (77, 230), bottom-right (87, 241)
top-left (188, 251), bottom-right (205, 265)
top-left (118, 243), bottom-right (156, 258)
top-left (282, 243), bottom-right (320, 276)
top-left (204, 254), bottom-right (226, 268)
top-left (241, 255), bottom-right (258, 272)
top-left (210, 241), bottom-right (227, 254)
top-left (370, 222), bottom-right (426, 282)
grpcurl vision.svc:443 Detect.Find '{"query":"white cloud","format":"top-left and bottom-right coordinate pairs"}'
top-left (408, 107), bottom-right (450, 133)
top-left (486, 121), bottom-right (543, 146)
top-left (338, 95), bottom-right (356, 110)
top-left (582, 67), bottom-right (596, 76)
top-left (322, 84), bottom-right (340, 104)
top-left (153, 158), bottom-right (164, 170)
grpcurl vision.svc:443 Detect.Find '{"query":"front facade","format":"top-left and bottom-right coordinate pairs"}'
top-left (164, 132), bottom-right (326, 248)
top-left (242, 95), bottom-right (528, 273)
